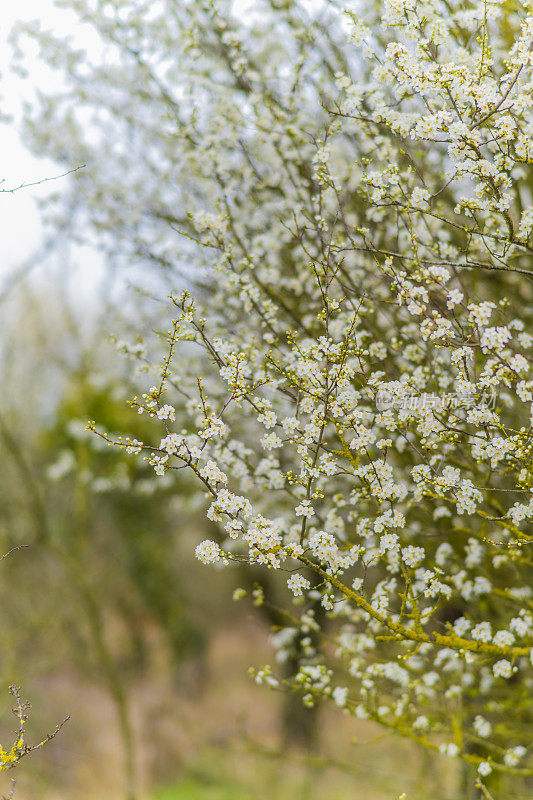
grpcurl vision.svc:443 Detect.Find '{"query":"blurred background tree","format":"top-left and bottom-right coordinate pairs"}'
top-left (0, 280), bottom-right (211, 799)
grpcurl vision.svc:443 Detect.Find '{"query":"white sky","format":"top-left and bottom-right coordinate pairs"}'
top-left (1, 2), bottom-right (58, 271)
top-left (0, 0), bottom-right (104, 300)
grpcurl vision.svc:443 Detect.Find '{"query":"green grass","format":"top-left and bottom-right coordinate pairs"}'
top-left (154, 772), bottom-right (255, 800)
top-left (150, 730), bottom-right (461, 800)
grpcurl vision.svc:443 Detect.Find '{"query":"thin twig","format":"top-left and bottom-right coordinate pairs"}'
top-left (476, 780), bottom-right (497, 800)
top-left (0, 165), bottom-right (86, 195)
top-left (0, 546), bottom-right (29, 561)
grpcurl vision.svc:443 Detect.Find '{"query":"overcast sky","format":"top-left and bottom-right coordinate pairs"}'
top-left (0, 0), bottom-right (106, 303)
top-left (1, 2), bottom-right (58, 275)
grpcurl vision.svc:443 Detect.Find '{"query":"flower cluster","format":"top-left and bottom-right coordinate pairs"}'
top-left (18, 0), bottom-right (533, 791)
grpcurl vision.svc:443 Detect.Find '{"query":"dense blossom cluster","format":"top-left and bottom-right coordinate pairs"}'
top-left (16, 0), bottom-right (533, 792)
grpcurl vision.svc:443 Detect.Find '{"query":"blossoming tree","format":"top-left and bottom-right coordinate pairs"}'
top-left (14, 0), bottom-right (533, 796)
